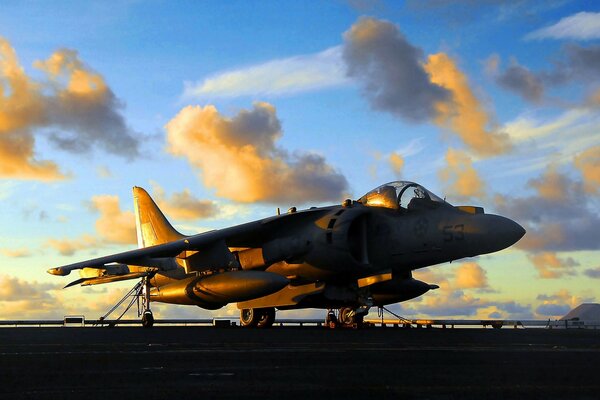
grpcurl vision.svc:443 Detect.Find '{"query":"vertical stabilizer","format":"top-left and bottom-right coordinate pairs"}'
top-left (133, 187), bottom-right (186, 248)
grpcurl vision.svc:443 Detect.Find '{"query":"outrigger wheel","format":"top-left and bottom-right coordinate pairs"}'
top-left (142, 310), bottom-right (154, 328)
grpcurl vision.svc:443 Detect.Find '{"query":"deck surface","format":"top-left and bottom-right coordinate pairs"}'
top-left (0, 326), bottom-right (598, 399)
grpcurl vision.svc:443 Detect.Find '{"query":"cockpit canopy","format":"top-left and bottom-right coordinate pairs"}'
top-left (357, 181), bottom-right (449, 211)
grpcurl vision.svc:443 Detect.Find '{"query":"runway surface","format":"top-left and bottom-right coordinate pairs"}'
top-left (0, 326), bottom-right (598, 399)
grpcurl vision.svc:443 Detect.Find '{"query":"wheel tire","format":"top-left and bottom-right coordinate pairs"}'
top-left (339, 307), bottom-right (354, 326)
top-left (256, 308), bottom-right (276, 328)
top-left (142, 311), bottom-right (154, 328)
top-left (240, 308), bottom-right (259, 327)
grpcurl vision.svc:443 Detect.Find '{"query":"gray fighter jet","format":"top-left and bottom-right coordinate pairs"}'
top-left (48, 181), bottom-right (525, 328)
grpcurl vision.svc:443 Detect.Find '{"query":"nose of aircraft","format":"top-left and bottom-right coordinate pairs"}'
top-left (468, 214), bottom-right (526, 255)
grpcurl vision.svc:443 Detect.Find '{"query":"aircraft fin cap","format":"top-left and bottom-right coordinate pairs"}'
top-left (133, 186), bottom-right (186, 248)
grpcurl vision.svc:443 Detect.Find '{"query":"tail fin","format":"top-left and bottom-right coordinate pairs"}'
top-left (133, 186), bottom-right (186, 248)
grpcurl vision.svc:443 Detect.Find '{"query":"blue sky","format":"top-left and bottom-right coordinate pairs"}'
top-left (0, 0), bottom-right (599, 321)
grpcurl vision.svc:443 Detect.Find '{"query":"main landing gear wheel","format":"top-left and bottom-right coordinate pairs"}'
top-left (240, 308), bottom-right (276, 328)
top-left (142, 311), bottom-right (154, 328)
top-left (327, 307), bottom-right (366, 329)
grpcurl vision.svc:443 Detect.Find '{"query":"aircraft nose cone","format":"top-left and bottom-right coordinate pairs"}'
top-left (495, 216), bottom-right (526, 248)
top-left (468, 214), bottom-right (526, 255)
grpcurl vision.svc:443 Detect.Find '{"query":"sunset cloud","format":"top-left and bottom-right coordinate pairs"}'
top-left (46, 234), bottom-right (99, 256)
top-left (165, 102), bottom-right (348, 203)
top-left (151, 182), bottom-right (219, 220)
top-left (343, 18), bottom-right (508, 156)
top-left (527, 252), bottom-right (579, 279)
top-left (90, 195), bottom-right (136, 245)
top-left (438, 148), bottom-right (485, 202)
top-left (0, 37), bottom-right (139, 181)
top-left (343, 17), bottom-right (449, 123)
top-left (0, 38), bottom-right (65, 181)
top-left (0, 248), bottom-right (32, 258)
top-left (388, 152), bottom-right (404, 176)
top-left (454, 262), bottom-right (489, 289)
top-left (574, 146), bottom-right (600, 194)
top-left (424, 53), bottom-right (510, 156)
top-left (535, 289), bottom-right (594, 318)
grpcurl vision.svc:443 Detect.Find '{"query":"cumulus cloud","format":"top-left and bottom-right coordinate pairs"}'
top-left (90, 195), bottom-right (136, 245)
top-left (574, 145), bottom-right (600, 194)
top-left (165, 102), bottom-right (348, 204)
top-left (495, 165), bottom-right (600, 252)
top-left (491, 45), bottom-right (600, 102)
top-left (525, 12), bottom-right (600, 41)
top-left (424, 53), bottom-right (510, 156)
top-left (454, 262), bottom-right (489, 289)
top-left (150, 182), bottom-right (219, 220)
top-left (343, 17), bottom-right (450, 123)
top-left (527, 252), bottom-right (579, 279)
top-left (535, 289), bottom-right (594, 318)
top-left (0, 37), bottom-right (139, 181)
top-left (438, 148), bottom-right (485, 202)
top-left (184, 46), bottom-right (348, 98)
top-left (0, 274), bottom-right (58, 301)
top-left (342, 18), bottom-right (508, 156)
top-left (0, 38), bottom-right (65, 180)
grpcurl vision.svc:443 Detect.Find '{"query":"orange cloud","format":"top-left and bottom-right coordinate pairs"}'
top-left (438, 148), bottom-right (485, 201)
top-left (0, 37), bottom-right (139, 181)
top-left (165, 102), bottom-right (347, 203)
top-left (527, 252), bottom-right (578, 279)
top-left (454, 262), bottom-right (488, 289)
top-left (0, 248), bottom-right (31, 258)
top-left (574, 146), bottom-right (600, 194)
top-left (151, 182), bottom-right (218, 220)
top-left (388, 152), bottom-right (404, 176)
top-left (425, 53), bottom-right (510, 156)
top-left (90, 195), bottom-right (136, 245)
top-left (529, 165), bottom-right (570, 201)
top-left (517, 223), bottom-right (565, 252)
top-left (0, 38), bottom-right (65, 180)
top-left (46, 234), bottom-right (99, 256)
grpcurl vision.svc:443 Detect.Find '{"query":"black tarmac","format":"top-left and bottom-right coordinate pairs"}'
top-left (0, 326), bottom-right (599, 399)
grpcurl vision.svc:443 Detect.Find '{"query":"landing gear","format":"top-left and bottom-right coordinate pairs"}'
top-left (326, 307), bottom-right (369, 329)
top-left (140, 276), bottom-right (154, 328)
top-left (142, 310), bottom-right (154, 328)
top-left (96, 274), bottom-right (156, 328)
top-left (240, 307), bottom-right (276, 328)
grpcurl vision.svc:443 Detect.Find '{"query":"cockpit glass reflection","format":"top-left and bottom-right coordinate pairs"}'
top-left (357, 181), bottom-right (449, 211)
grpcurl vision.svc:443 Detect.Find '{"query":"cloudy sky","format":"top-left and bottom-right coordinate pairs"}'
top-left (1, 0), bottom-right (599, 321)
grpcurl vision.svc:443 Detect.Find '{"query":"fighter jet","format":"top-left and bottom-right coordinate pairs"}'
top-left (48, 181), bottom-right (525, 328)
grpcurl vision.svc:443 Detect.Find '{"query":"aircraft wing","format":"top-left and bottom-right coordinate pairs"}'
top-left (48, 207), bottom-right (331, 277)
